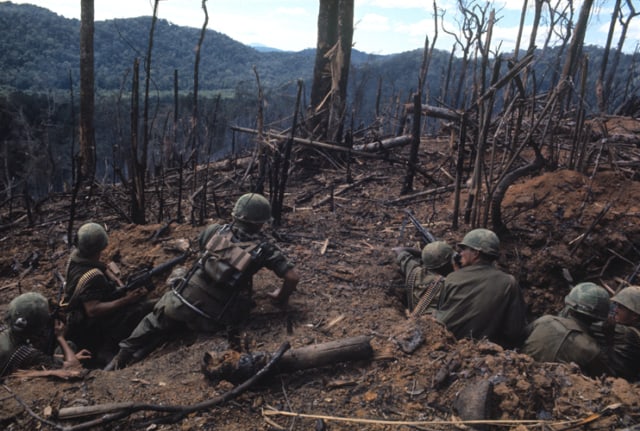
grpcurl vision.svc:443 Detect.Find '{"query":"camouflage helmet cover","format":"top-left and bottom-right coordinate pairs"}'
top-left (458, 228), bottom-right (500, 257)
top-left (7, 292), bottom-right (50, 335)
top-left (231, 193), bottom-right (272, 225)
top-left (421, 241), bottom-right (454, 269)
top-left (77, 222), bottom-right (108, 256)
top-left (565, 282), bottom-right (611, 320)
top-left (611, 285), bottom-right (640, 315)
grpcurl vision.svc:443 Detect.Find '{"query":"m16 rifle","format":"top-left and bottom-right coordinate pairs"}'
top-left (403, 209), bottom-right (436, 245)
top-left (117, 251), bottom-right (190, 295)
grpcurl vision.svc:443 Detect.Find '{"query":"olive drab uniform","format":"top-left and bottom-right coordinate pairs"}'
top-left (64, 250), bottom-right (154, 366)
top-left (115, 223), bottom-right (295, 360)
top-left (436, 264), bottom-right (526, 348)
top-left (522, 315), bottom-right (607, 377)
top-left (591, 322), bottom-right (640, 381)
top-left (1, 293), bottom-right (61, 378)
top-left (395, 250), bottom-right (444, 314)
top-left (0, 327), bottom-right (61, 378)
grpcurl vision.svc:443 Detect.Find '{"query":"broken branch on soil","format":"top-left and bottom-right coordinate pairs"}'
top-left (569, 202), bottom-right (612, 254)
top-left (47, 342), bottom-right (291, 429)
top-left (385, 184), bottom-right (455, 205)
top-left (262, 402), bottom-right (620, 429)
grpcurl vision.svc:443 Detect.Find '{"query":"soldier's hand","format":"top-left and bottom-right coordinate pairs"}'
top-left (75, 349), bottom-right (92, 361)
top-left (392, 246), bottom-right (420, 256)
top-left (125, 287), bottom-right (148, 302)
top-left (267, 288), bottom-right (290, 308)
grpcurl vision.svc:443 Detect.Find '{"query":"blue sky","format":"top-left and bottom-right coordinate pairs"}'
top-left (10, 0), bottom-right (640, 55)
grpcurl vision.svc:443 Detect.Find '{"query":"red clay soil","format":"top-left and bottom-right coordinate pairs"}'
top-left (0, 140), bottom-right (639, 430)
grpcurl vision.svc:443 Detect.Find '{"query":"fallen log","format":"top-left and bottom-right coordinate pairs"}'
top-left (230, 126), bottom-right (383, 159)
top-left (202, 335), bottom-right (373, 384)
top-left (403, 104), bottom-right (462, 122)
top-left (352, 135), bottom-right (411, 152)
top-left (385, 184), bottom-right (455, 205)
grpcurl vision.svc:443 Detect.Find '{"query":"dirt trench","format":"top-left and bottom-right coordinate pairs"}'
top-left (0, 148), bottom-right (639, 430)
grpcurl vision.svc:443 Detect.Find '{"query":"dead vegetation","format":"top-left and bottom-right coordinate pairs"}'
top-left (1, 119), bottom-right (640, 429)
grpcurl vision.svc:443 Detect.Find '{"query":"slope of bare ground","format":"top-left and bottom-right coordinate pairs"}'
top-left (1, 132), bottom-right (640, 430)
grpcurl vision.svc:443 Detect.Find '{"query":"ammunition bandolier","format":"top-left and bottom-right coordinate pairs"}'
top-left (396, 250), bottom-right (444, 315)
top-left (0, 326), bottom-right (60, 378)
top-left (64, 251), bottom-right (116, 349)
top-left (64, 249), bottom-right (155, 367)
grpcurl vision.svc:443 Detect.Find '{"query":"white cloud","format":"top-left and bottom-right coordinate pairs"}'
top-left (275, 7), bottom-right (309, 17)
top-left (396, 19), bottom-right (433, 38)
top-left (358, 13), bottom-right (391, 31)
top-left (370, 0), bottom-right (429, 9)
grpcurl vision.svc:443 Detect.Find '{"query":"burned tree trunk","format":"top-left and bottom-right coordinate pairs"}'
top-left (309, 0), bottom-right (354, 143)
top-left (79, 0), bottom-right (95, 183)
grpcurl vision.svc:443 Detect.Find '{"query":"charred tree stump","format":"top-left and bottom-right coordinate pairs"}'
top-left (202, 335), bottom-right (373, 384)
top-left (401, 92), bottom-right (422, 194)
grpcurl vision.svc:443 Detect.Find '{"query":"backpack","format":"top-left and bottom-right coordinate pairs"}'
top-left (201, 225), bottom-right (265, 289)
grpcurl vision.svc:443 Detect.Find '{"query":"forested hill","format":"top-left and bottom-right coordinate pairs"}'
top-left (0, 1), bottom-right (384, 93)
top-left (1, 1), bottom-right (638, 115)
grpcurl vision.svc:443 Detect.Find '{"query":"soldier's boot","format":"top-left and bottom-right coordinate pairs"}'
top-left (103, 349), bottom-right (133, 371)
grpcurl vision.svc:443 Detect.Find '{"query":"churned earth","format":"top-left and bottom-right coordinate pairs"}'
top-left (0, 132), bottom-right (639, 430)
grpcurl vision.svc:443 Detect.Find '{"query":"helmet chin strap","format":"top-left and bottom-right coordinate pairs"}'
top-left (233, 219), bottom-right (263, 234)
top-left (12, 317), bottom-right (29, 332)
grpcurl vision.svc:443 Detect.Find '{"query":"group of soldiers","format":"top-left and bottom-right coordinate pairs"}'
top-left (394, 230), bottom-right (640, 380)
top-left (1, 194), bottom-right (639, 383)
top-left (1, 193), bottom-right (299, 376)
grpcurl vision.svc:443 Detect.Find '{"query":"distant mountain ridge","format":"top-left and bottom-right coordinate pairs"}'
top-left (249, 43), bottom-right (287, 53)
top-left (0, 1), bottom-right (637, 120)
top-left (0, 1), bottom-right (384, 93)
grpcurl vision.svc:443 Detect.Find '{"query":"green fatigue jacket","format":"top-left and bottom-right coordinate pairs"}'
top-left (395, 250), bottom-right (443, 314)
top-left (64, 250), bottom-right (154, 366)
top-left (435, 263), bottom-right (526, 348)
top-left (117, 223), bottom-right (295, 358)
top-left (0, 326), bottom-right (61, 378)
top-left (522, 315), bottom-right (607, 377)
top-left (591, 321), bottom-right (640, 381)
top-left (174, 223), bottom-right (295, 327)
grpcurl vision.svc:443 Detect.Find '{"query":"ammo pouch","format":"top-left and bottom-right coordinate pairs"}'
top-left (203, 226), bottom-right (263, 289)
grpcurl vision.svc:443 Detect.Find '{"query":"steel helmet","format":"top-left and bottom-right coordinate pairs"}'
top-left (77, 222), bottom-right (108, 256)
top-left (564, 282), bottom-right (611, 320)
top-left (7, 292), bottom-right (50, 335)
top-left (458, 228), bottom-right (500, 257)
top-left (231, 193), bottom-right (272, 225)
top-left (611, 285), bottom-right (640, 315)
top-left (422, 241), bottom-right (454, 270)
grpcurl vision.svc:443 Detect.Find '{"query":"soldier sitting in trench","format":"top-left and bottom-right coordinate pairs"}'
top-left (435, 228), bottom-right (527, 348)
top-left (522, 282), bottom-right (610, 377)
top-left (1, 292), bottom-right (90, 378)
top-left (392, 241), bottom-right (456, 316)
top-left (591, 285), bottom-right (640, 381)
top-left (64, 222), bottom-right (156, 368)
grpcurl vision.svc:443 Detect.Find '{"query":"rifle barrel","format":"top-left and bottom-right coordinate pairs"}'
top-left (149, 252), bottom-right (189, 277)
top-left (404, 209), bottom-right (436, 244)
